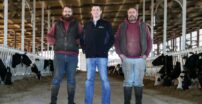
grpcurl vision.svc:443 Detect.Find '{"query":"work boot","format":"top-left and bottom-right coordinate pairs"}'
top-left (67, 86), bottom-right (76, 104)
top-left (124, 87), bottom-right (132, 104)
top-left (50, 85), bottom-right (60, 104)
top-left (134, 87), bottom-right (143, 104)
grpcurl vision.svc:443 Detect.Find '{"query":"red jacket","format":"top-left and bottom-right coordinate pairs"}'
top-left (114, 19), bottom-right (152, 58)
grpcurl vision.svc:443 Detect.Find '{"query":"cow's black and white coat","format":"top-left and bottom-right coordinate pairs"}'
top-left (177, 53), bottom-right (202, 90)
top-left (12, 53), bottom-right (41, 80)
top-left (0, 58), bottom-right (12, 85)
top-left (152, 54), bottom-right (181, 86)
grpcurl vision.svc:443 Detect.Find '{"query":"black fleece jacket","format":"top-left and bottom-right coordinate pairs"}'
top-left (80, 19), bottom-right (114, 58)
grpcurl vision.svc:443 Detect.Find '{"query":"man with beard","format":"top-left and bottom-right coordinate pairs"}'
top-left (114, 7), bottom-right (152, 104)
top-left (47, 5), bottom-right (82, 104)
top-left (80, 4), bottom-right (114, 104)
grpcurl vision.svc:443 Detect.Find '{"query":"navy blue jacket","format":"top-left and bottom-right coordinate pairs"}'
top-left (80, 19), bottom-right (114, 58)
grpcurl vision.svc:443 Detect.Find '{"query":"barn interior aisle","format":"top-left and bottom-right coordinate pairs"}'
top-left (1, 0), bottom-right (202, 104)
top-left (0, 72), bottom-right (196, 104)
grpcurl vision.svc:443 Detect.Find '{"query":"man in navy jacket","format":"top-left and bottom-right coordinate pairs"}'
top-left (80, 4), bottom-right (114, 104)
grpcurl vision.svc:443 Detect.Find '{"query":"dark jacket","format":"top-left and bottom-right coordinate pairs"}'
top-left (47, 18), bottom-right (82, 56)
top-left (81, 19), bottom-right (114, 58)
top-left (54, 19), bottom-right (80, 52)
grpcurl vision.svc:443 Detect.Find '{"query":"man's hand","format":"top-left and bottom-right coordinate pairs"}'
top-left (142, 55), bottom-right (147, 59)
top-left (120, 54), bottom-right (126, 61)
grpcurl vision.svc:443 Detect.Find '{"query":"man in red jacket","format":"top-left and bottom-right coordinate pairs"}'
top-left (114, 7), bottom-right (152, 104)
top-left (47, 5), bottom-right (82, 104)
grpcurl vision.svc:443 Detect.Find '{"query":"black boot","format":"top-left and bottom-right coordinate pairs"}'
top-left (67, 86), bottom-right (76, 104)
top-left (134, 87), bottom-right (143, 104)
top-left (124, 87), bottom-right (132, 104)
top-left (50, 85), bottom-right (60, 104)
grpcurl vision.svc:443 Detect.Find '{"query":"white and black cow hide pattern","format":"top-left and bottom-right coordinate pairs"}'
top-left (177, 53), bottom-right (202, 90)
top-left (0, 58), bottom-right (12, 85)
top-left (12, 53), bottom-right (41, 80)
top-left (152, 54), bottom-right (181, 86)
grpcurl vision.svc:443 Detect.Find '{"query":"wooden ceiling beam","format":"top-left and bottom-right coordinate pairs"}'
top-left (112, 0), bottom-right (127, 27)
top-left (59, 0), bottom-right (65, 8)
top-left (77, 0), bottom-right (83, 24)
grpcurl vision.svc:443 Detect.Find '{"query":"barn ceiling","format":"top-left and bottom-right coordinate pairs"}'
top-left (0, 0), bottom-right (201, 52)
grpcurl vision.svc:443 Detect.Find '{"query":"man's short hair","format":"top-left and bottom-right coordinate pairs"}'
top-left (91, 4), bottom-right (102, 10)
top-left (127, 7), bottom-right (138, 12)
top-left (63, 4), bottom-right (73, 10)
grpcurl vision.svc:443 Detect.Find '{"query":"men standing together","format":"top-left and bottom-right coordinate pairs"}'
top-left (47, 4), bottom-right (151, 104)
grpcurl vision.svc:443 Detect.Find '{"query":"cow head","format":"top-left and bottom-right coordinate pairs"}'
top-left (152, 54), bottom-right (165, 66)
top-left (177, 71), bottom-right (191, 90)
top-left (30, 63), bottom-right (41, 80)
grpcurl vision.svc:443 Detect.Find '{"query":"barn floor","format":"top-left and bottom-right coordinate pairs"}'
top-left (0, 72), bottom-right (201, 104)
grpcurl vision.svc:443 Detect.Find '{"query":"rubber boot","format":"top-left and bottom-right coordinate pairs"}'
top-left (134, 87), bottom-right (143, 104)
top-left (50, 85), bottom-right (60, 104)
top-left (124, 87), bottom-right (132, 104)
top-left (67, 86), bottom-right (76, 104)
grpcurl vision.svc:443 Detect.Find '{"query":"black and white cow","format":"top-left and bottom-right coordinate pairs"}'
top-left (177, 71), bottom-right (191, 90)
top-left (152, 54), bottom-right (181, 86)
top-left (108, 65), bottom-right (116, 75)
top-left (12, 53), bottom-right (32, 68)
top-left (0, 58), bottom-right (7, 83)
top-left (197, 53), bottom-right (202, 88)
top-left (4, 67), bottom-right (12, 85)
top-left (177, 53), bottom-right (202, 90)
top-left (12, 53), bottom-right (41, 80)
top-left (30, 63), bottom-right (41, 80)
top-left (116, 64), bottom-right (124, 76)
top-left (0, 58), bottom-right (12, 85)
top-left (44, 59), bottom-right (54, 72)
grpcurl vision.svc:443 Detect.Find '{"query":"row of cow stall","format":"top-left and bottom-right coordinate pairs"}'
top-left (0, 45), bottom-right (54, 85)
top-left (1, 45), bottom-right (202, 91)
top-left (146, 47), bottom-right (202, 90)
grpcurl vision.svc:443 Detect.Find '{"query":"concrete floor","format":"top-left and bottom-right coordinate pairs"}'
top-left (0, 72), bottom-right (195, 104)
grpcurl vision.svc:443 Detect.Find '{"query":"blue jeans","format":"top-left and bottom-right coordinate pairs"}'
top-left (50, 53), bottom-right (78, 104)
top-left (122, 58), bottom-right (146, 87)
top-left (85, 58), bottom-right (111, 104)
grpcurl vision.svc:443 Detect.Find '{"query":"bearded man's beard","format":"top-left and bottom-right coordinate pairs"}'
top-left (128, 15), bottom-right (137, 22)
top-left (62, 14), bottom-right (73, 21)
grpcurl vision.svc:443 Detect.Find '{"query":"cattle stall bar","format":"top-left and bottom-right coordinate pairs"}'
top-left (0, 45), bottom-right (50, 83)
top-left (145, 47), bottom-right (202, 81)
